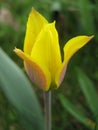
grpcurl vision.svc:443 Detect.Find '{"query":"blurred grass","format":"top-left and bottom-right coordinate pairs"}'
top-left (0, 0), bottom-right (98, 130)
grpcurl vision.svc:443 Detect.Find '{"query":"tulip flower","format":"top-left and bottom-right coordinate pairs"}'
top-left (14, 8), bottom-right (93, 91)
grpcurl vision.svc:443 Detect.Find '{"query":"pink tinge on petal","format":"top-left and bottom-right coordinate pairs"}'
top-left (58, 64), bottom-right (67, 86)
top-left (24, 62), bottom-right (47, 90)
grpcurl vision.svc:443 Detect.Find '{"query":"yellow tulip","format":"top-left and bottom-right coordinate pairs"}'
top-left (14, 8), bottom-right (93, 91)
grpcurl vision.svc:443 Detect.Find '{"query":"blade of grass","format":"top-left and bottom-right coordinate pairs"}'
top-left (59, 94), bottom-right (95, 130)
top-left (0, 48), bottom-right (44, 130)
top-left (76, 68), bottom-right (98, 118)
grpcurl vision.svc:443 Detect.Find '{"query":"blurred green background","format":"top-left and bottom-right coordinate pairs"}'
top-left (0, 0), bottom-right (98, 130)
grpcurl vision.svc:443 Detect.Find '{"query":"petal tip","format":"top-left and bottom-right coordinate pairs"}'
top-left (89, 35), bottom-right (94, 40)
top-left (13, 48), bottom-right (25, 60)
top-left (29, 7), bottom-right (39, 19)
top-left (13, 48), bottom-right (21, 54)
top-left (31, 7), bottom-right (36, 13)
top-left (13, 47), bottom-right (18, 53)
top-left (85, 35), bottom-right (94, 43)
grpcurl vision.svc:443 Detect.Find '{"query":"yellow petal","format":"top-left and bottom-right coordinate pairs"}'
top-left (31, 22), bottom-right (62, 81)
top-left (14, 48), bottom-right (51, 91)
top-left (55, 35), bottom-right (94, 88)
top-left (63, 35), bottom-right (94, 64)
top-left (24, 8), bottom-right (48, 54)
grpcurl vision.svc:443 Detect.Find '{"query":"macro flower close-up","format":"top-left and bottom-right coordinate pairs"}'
top-left (14, 8), bottom-right (93, 91)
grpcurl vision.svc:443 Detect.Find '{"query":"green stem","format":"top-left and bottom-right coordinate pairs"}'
top-left (44, 90), bottom-right (51, 130)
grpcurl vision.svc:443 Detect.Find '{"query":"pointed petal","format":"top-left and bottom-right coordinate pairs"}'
top-left (24, 8), bottom-right (48, 54)
top-left (55, 35), bottom-right (93, 88)
top-left (63, 35), bottom-right (94, 64)
top-left (31, 22), bottom-right (62, 81)
top-left (14, 48), bottom-right (51, 91)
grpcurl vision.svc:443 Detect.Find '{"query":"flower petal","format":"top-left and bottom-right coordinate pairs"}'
top-left (24, 8), bottom-right (48, 55)
top-left (55, 35), bottom-right (94, 88)
top-left (31, 22), bottom-right (62, 81)
top-left (63, 35), bottom-right (94, 65)
top-left (14, 48), bottom-right (51, 91)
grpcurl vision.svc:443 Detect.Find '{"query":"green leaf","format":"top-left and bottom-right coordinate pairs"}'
top-left (0, 48), bottom-right (44, 130)
top-left (76, 68), bottom-right (98, 117)
top-left (59, 94), bottom-right (95, 130)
